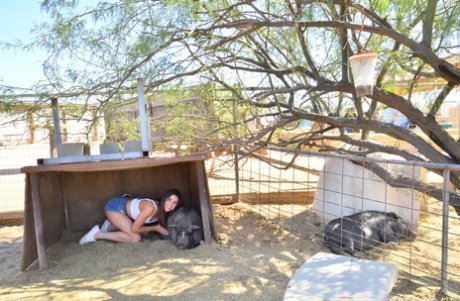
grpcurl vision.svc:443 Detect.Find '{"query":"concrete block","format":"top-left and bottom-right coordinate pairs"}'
top-left (124, 140), bottom-right (142, 152)
top-left (99, 143), bottom-right (120, 154)
top-left (57, 143), bottom-right (85, 157)
top-left (284, 252), bottom-right (398, 301)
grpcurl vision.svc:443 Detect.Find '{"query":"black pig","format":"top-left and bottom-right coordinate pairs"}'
top-left (323, 210), bottom-right (415, 257)
top-left (167, 206), bottom-right (203, 249)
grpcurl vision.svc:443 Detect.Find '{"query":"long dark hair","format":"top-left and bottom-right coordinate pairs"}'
top-left (158, 188), bottom-right (184, 228)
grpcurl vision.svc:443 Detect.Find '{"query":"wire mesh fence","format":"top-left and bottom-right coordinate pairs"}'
top-left (208, 148), bottom-right (460, 298)
top-left (1, 141), bottom-right (460, 297)
top-left (0, 143), bottom-right (49, 215)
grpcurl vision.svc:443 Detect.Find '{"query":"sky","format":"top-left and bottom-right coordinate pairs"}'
top-left (0, 1), bottom-right (49, 88)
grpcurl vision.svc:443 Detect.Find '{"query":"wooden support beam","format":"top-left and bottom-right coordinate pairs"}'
top-left (196, 161), bottom-right (212, 244)
top-left (30, 173), bottom-right (47, 270)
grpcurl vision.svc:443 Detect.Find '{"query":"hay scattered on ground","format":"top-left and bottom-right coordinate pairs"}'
top-left (0, 203), bottom-right (459, 300)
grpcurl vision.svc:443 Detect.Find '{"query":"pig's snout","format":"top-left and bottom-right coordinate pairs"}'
top-left (407, 229), bottom-right (417, 241)
top-left (175, 232), bottom-right (189, 250)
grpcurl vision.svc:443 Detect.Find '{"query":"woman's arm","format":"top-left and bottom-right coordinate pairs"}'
top-left (139, 224), bottom-right (168, 235)
top-left (130, 200), bottom-right (168, 235)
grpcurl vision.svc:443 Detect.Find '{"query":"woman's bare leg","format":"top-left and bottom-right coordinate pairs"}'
top-left (94, 212), bottom-right (141, 243)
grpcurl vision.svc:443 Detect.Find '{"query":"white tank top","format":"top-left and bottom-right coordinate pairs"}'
top-left (129, 198), bottom-right (158, 224)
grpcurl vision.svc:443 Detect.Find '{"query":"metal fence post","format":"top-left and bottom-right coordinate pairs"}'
top-left (51, 98), bottom-right (62, 157)
top-left (232, 99), bottom-right (240, 201)
top-left (136, 78), bottom-right (151, 153)
top-left (441, 167), bottom-right (450, 294)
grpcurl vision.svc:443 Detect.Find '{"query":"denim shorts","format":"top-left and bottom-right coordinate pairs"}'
top-left (104, 196), bottom-right (129, 214)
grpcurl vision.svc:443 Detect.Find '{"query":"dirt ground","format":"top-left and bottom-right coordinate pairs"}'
top-left (0, 203), bottom-right (459, 300)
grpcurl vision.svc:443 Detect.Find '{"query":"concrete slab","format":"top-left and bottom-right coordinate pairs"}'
top-left (124, 140), bottom-right (142, 152)
top-left (57, 143), bottom-right (85, 157)
top-left (284, 252), bottom-right (398, 301)
top-left (99, 143), bottom-right (120, 154)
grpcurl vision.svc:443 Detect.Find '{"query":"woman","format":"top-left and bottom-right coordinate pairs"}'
top-left (79, 188), bottom-right (183, 244)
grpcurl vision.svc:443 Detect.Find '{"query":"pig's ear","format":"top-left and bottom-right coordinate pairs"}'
top-left (389, 212), bottom-right (401, 220)
top-left (191, 225), bottom-right (201, 229)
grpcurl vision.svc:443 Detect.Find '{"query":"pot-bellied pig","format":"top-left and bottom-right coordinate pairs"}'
top-left (167, 206), bottom-right (203, 249)
top-left (323, 210), bottom-right (415, 257)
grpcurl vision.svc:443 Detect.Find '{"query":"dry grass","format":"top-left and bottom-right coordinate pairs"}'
top-left (1, 202), bottom-right (460, 300)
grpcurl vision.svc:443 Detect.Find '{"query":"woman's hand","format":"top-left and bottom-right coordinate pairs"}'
top-left (157, 226), bottom-right (168, 236)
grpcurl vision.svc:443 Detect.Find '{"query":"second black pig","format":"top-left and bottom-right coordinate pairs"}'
top-left (167, 206), bottom-right (203, 249)
top-left (323, 210), bottom-right (415, 257)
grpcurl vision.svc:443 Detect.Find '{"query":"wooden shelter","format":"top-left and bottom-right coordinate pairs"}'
top-left (20, 154), bottom-right (215, 271)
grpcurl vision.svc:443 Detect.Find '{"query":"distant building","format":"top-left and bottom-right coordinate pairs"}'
top-left (0, 97), bottom-right (104, 146)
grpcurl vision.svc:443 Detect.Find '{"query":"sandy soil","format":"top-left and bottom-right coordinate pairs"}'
top-left (0, 203), bottom-right (459, 300)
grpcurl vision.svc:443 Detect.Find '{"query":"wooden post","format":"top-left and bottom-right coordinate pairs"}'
top-left (195, 161), bottom-right (212, 244)
top-left (62, 111), bottom-right (68, 143)
top-left (30, 173), bottom-right (48, 270)
top-left (28, 112), bottom-right (35, 143)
